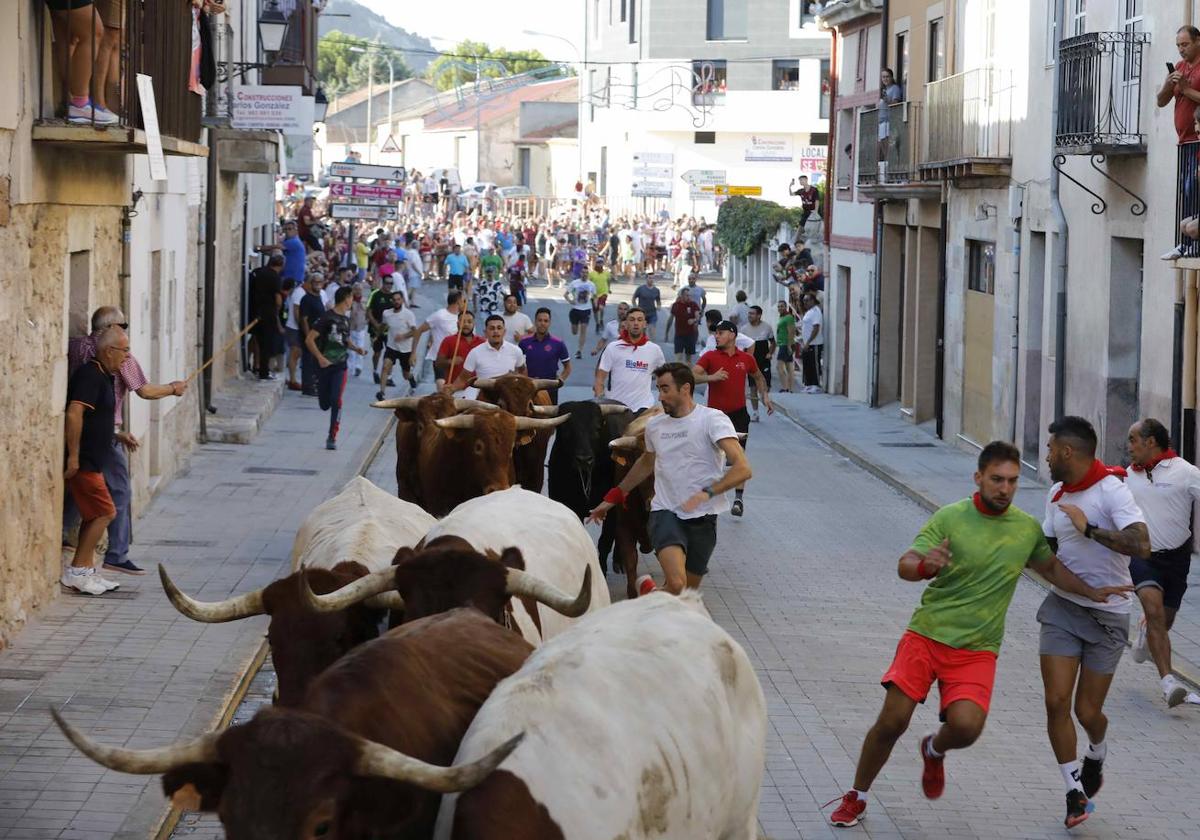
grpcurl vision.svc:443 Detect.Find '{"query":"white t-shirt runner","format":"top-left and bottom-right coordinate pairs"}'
top-left (461, 340), bottom-right (525, 399)
top-left (1042, 475), bottom-right (1146, 613)
top-left (597, 339), bottom-right (666, 412)
top-left (382, 306), bottom-right (418, 352)
top-left (1126, 458), bottom-right (1200, 552)
top-left (502, 311), bottom-right (534, 344)
top-left (567, 279), bottom-right (597, 310)
top-left (423, 307), bottom-right (460, 361)
top-left (644, 404), bottom-right (738, 519)
top-left (701, 333), bottom-right (755, 354)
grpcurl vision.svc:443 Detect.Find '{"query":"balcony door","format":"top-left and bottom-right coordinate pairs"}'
top-left (1116, 1), bottom-right (1144, 138)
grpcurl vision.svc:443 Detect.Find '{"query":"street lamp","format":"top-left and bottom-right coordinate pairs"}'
top-left (314, 87), bottom-right (329, 123)
top-left (258, 0), bottom-right (289, 56)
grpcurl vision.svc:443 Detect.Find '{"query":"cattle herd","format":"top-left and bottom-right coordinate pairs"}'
top-left (51, 374), bottom-right (769, 839)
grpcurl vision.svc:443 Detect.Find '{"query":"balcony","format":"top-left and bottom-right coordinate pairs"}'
top-left (1174, 141), bottom-right (1200, 261)
top-left (856, 102), bottom-right (939, 198)
top-left (33, 0), bottom-right (206, 156)
top-left (920, 67), bottom-right (1012, 183)
top-left (262, 0), bottom-right (318, 94)
top-left (1056, 31), bottom-right (1149, 155)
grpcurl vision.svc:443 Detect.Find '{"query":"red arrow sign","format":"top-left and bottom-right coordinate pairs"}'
top-left (329, 182), bottom-right (406, 200)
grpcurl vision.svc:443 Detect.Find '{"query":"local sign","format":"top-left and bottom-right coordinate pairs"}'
top-left (326, 162), bottom-right (407, 182)
top-left (330, 182), bottom-right (406, 201)
top-left (330, 203), bottom-right (398, 221)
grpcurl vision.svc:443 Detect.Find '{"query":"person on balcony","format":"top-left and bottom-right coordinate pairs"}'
top-left (45, 1), bottom-right (118, 126)
top-left (1159, 25), bottom-right (1200, 259)
top-left (877, 68), bottom-right (904, 179)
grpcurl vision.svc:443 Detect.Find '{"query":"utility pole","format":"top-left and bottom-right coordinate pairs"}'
top-left (366, 56), bottom-right (375, 163)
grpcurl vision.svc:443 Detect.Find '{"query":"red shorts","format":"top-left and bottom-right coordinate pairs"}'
top-left (595, 293), bottom-right (609, 308)
top-left (882, 630), bottom-right (997, 717)
top-left (68, 470), bottom-right (116, 521)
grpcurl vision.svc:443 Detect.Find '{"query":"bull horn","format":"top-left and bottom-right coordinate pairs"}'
top-left (372, 397), bottom-right (422, 410)
top-left (453, 399), bottom-right (498, 412)
top-left (599, 404), bottom-right (629, 416)
top-left (365, 591), bottom-right (406, 611)
top-left (300, 568), bottom-right (396, 614)
top-left (505, 566), bottom-right (592, 617)
top-left (159, 565), bottom-right (266, 623)
top-left (471, 377), bottom-right (498, 390)
top-left (530, 378), bottom-right (562, 391)
top-left (434, 414), bottom-right (477, 430)
top-left (609, 436), bottom-right (641, 450)
top-left (355, 732), bottom-right (525, 793)
top-left (513, 415), bottom-right (570, 431)
top-left (531, 404), bottom-right (560, 417)
top-left (51, 708), bottom-right (220, 774)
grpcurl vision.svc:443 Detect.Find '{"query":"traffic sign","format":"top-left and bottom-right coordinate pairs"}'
top-left (330, 203), bottom-right (398, 221)
top-left (680, 169), bottom-right (726, 185)
top-left (631, 151), bottom-right (674, 198)
top-left (330, 182), bottom-right (406, 201)
top-left (327, 162), bottom-right (406, 182)
top-left (379, 134), bottom-right (401, 154)
top-left (705, 185), bottom-right (762, 196)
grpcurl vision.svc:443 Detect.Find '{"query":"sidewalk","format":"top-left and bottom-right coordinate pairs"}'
top-left (0, 373), bottom-right (390, 840)
top-left (771, 390), bottom-right (1200, 687)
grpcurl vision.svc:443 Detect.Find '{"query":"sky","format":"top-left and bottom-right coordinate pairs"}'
top-left (355, 0), bottom-right (586, 63)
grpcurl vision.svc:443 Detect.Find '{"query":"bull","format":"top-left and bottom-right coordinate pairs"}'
top-left (604, 409), bottom-right (662, 598)
top-left (53, 609), bottom-right (532, 840)
top-left (302, 488), bottom-right (607, 646)
top-left (434, 592), bottom-right (767, 839)
top-left (159, 477), bottom-right (435, 706)
top-left (472, 374), bottom-right (561, 492)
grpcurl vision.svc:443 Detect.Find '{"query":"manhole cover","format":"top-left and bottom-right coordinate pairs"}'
top-left (243, 467), bottom-right (319, 476)
top-left (0, 669), bottom-right (44, 680)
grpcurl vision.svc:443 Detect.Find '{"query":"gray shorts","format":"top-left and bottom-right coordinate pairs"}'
top-left (648, 510), bottom-right (717, 577)
top-left (1037, 592), bottom-right (1129, 675)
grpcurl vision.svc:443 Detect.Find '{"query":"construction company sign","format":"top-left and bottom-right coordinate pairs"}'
top-left (744, 134), bottom-right (793, 162)
top-left (231, 85), bottom-right (314, 133)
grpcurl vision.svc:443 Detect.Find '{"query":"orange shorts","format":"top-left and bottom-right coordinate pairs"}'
top-left (68, 470), bottom-right (116, 521)
top-left (882, 630), bottom-right (997, 718)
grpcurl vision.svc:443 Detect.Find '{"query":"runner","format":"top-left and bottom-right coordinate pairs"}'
top-left (593, 307), bottom-right (665, 413)
top-left (1039, 415), bottom-right (1148, 828)
top-left (589, 363), bottom-right (750, 595)
top-left (829, 441), bottom-right (1131, 829)
top-left (589, 258), bottom-right (611, 330)
top-left (443, 313), bottom-right (526, 399)
top-left (741, 305), bottom-right (775, 421)
top-left (1124, 417), bottom-right (1200, 707)
top-left (565, 271), bottom-right (597, 360)
top-left (693, 320), bottom-right (772, 517)
top-left (305, 287), bottom-right (367, 451)
top-left (375, 290), bottom-right (418, 402)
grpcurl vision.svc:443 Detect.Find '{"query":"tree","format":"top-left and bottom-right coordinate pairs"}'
top-left (318, 32), bottom-right (411, 96)
top-left (426, 40), bottom-right (557, 91)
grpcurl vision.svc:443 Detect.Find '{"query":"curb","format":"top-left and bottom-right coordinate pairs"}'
top-left (773, 400), bottom-right (1200, 695)
top-left (149, 411), bottom-right (396, 840)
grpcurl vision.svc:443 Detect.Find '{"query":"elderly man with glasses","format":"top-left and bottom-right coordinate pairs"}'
top-left (63, 306), bottom-right (186, 577)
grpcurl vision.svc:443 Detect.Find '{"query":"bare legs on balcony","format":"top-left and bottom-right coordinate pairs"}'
top-left (48, 4), bottom-right (104, 105)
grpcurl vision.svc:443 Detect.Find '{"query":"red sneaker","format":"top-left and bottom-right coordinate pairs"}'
top-left (287, 381), bottom-right (302, 391)
top-left (828, 791), bottom-right (866, 827)
top-left (636, 575), bottom-right (657, 596)
top-left (920, 734), bottom-right (945, 799)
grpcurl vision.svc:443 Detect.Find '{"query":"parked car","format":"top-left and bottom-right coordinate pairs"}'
top-left (496, 185), bottom-right (534, 201)
top-left (458, 181), bottom-right (497, 210)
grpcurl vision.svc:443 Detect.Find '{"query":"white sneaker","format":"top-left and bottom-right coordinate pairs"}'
top-left (1161, 245), bottom-right (1185, 261)
top-left (1186, 692), bottom-right (1200, 705)
top-left (1164, 676), bottom-right (1188, 708)
top-left (805, 385), bottom-right (823, 394)
top-left (1132, 617), bottom-right (1150, 663)
top-left (751, 411), bottom-right (760, 422)
top-left (95, 574), bottom-right (121, 592)
top-left (67, 101), bottom-right (119, 126)
top-left (61, 567), bottom-right (108, 596)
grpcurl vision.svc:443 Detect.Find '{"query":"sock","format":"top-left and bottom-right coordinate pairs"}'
top-left (1084, 740), bottom-right (1106, 761)
top-left (1060, 760), bottom-right (1084, 794)
top-left (735, 489), bottom-right (744, 501)
top-left (1161, 675), bottom-right (1178, 693)
top-left (70, 96), bottom-right (89, 108)
top-left (852, 788), bottom-right (868, 804)
top-left (924, 736), bottom-right (944, 759)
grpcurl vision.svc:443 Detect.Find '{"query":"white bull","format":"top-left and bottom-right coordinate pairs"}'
top-left (290, 476), bottom-right (437, 573)
top-left (433, 592), bottom-right (767, 839)
top-left (421, 487), bottom-right (610, 643)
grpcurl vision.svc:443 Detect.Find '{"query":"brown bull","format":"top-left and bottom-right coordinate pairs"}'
top-left (53, 609), bottom-right (531, 840)
top-left (473, 374), bottom-right (561, 493)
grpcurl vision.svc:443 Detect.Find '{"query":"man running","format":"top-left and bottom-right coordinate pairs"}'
top-left (1124, 417), bottom-right (1200, 707)
top-left (594, 307), bottom-right (665, 413)
top-left (829, 441), bottom-right (1131, 829)
top-left (375, 289), bottom-right (417, 402)
top-left (518, 308), bottom-right (572, 404)
top-left (306, 286), bottom-right (367, 451)
top-left (443, 313), bottom-right (526, 399)
top-left (1040, 416), bottom-right (1148, 827)
top-left (592, 301), bottom-right (629, 357)
top-left (565, 270), bottom-right (597, 359)
top-left (741, 305), bottom-right (775, 421)
top-left (693, 320), bottom-right (772, 517)
top-left (434, 310), bottom-right (483, 388)
top-left (589, 362), bottom-right (750, 594)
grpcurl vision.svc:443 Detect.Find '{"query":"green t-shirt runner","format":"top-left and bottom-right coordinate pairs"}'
top-left (480, 252), bottom-right (503, 278)
top-left (907, 497), bottom-right (1053, 653)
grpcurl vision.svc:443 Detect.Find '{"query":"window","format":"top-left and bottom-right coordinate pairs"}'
top-left (620, 0), bottom-right (627, 22)
top-left (820, 58), bottom-right (831, 118)
top-left (1070, 0), bottom-right (1086, 37)
top-left (895, 31), bottom-right (909, 92)
top-left (518, 147), bottom-right (531, 187)
top-left (692, 60), bottom-right (727, 105)
top-left (928, 18), bottom-right (945, 81)
top-left (707, 0), bottom-right (747, 41)
top-left (800, 0), bottom-right (821, 26)
top-left (629, 0), bottom-right (637, 42)
top-left (967, 240), bottom-right (996, 294)
top-left (773, 60), bottom-right (800, 91)
top-left (855, 31), bottom-right (868, 82)
top-left (694, 131), bottom-right (716, 144)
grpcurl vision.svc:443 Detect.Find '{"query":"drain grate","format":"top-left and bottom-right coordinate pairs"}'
top-left (0, 669), bottom-right (44, 681)
top-left (243, 467), bottom-right (319, 476)
top-left (150, 539), bottom-right (216, 548)
top-left (879, 442), bottom-right (936, 448)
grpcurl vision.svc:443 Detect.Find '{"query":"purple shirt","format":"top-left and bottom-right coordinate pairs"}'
top-left (518, 333), bottom-right (569, 380)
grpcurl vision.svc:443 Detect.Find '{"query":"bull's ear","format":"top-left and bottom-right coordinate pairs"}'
top-left (498, 547), bottom-right (526, 572)
top-left (391, 546), bottom-right (416, 567)
top-left (163, 763), bottom-right (228, 812)
top-left (515, 431), bottom-right (537, 446)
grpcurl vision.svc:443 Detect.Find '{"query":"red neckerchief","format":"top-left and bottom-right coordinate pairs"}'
top-left (1051, 459), bottom-right (1125, 502)
top-left (619, 330), bottom-right (648, 347)
top-left (1130, 448), bottom-right (1179, 473)
top-left (972, 492), bottom-right (1003, 517)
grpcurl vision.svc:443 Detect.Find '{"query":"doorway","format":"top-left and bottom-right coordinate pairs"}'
top-left (1104, 237), bottom-right (1143, 461)
top-left (148, 250), bottom-right (163, 481)
top-left (962, 239), bottom-right (996, 445)
top-left (1022, 232), bottom-right (1046, 465)
top-left (838, 265), bottom-right (851, 395)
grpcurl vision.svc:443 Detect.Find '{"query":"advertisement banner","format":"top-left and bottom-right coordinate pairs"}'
top-left (745, 134), bottom-right (794, 162)
top-left (232, 85), bottom-right (314, 133)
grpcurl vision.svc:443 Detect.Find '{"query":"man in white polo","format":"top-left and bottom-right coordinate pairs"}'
top-left (1125, 417), bottom-right (1200, 707)
top-left (443, 313), bottom-right (526, 399)
top-left (593, 307), bottom-right (665, 413)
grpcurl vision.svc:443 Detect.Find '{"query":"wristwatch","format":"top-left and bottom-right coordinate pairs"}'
top-left (703, 486), bottom-right (716, 499)
top-left (1084, 523), bottom-right (1097, 540)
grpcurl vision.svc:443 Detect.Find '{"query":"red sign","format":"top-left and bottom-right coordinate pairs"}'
top-left (329, 182), bottom-right (406, 200)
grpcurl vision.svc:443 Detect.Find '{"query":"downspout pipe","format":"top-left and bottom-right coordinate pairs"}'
top-left (1050, 0), bottom-right (1068, 421)
top-left (202, 134), bottom-right (218, 439)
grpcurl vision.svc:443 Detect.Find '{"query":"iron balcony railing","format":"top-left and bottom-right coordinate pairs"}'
top-left (857, 102), bottom-right (922, 186)
top-left (1056, 31), bottom-right (1149, 153)
top-left (36, 0), bottom-right (202, 143)
top-left (1175, 141), bottom-right (1200, 258)
top-left (923, 67), bottom-right (1012, 165)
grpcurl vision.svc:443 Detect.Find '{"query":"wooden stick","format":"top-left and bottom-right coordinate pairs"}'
top-left (185, 319), bottom-right (260, 384)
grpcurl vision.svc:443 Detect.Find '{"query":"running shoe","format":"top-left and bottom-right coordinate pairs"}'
top-left (636, 575), bottom-right (657, 596)
top-left (1064, 789), bottom-right (1092, 828)
top-left (376, 390), bottom-right (385, 401)
top-left (67, 100), bottom-right (119, 126)
top-left (387, 377), bottom-right (396, 386)
top-left (1164, 675), bottom-right (1188, 708)
top-left (919, 734), bottom-right (945, 799)
top-left (751, 411), bottom-right (760, 422)
top-left (1080, 756), bottom-right (1103, 798)
top-left (731, 499), bottom-right (744, 517)
top-left (1131, 617), bottom-right (1150, 663)
top-left (326, 437), bottom-right (337, 451)
top-left (827, 791), bottom-right (866, 828)
top-left (96, 574), bottom-right (121, 592)
top-left (61, 567), bottom-right (108, 596)
top-left (575, 351), bottom-right (582, 359)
